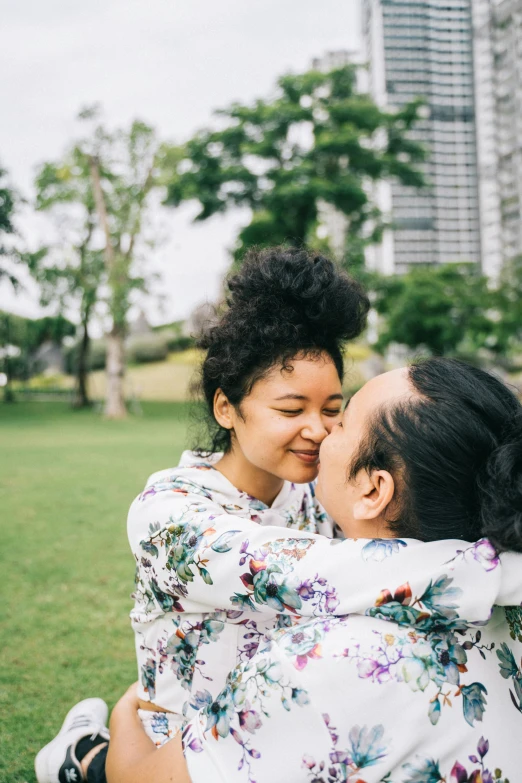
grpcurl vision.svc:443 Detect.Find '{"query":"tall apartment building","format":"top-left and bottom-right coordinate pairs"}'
top-left (472, 0), bottom-right (503, 277)
top-left (363, 0), bottom-right (482, 274)
top-left (490, 0), bottom-right (522, 265)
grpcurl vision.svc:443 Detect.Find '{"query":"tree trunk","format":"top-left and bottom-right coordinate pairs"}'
top-left (88, 156), bottom-right (127, 419)
top-left (2, 315), bottom-right (14, 403)
top-left (104, 325), bottom-right (126, 418)
top-left (74, 316), bottom-right (91, 408)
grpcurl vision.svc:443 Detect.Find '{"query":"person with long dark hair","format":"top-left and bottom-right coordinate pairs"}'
top-left (102, 358), bottom-right (522, 782)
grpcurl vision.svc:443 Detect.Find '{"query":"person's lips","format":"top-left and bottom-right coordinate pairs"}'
top-left (290, 449), bottom-right (320, 465)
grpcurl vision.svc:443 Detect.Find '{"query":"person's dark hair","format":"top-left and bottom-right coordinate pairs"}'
top-left (349, 357), bottom-right (522, 552)
top-left (194, 246), bottom-right (369, 454)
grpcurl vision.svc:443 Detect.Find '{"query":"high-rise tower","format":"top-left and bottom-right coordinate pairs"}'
top-left (491, 0), bottom-right (522, 266)
top-left (363, 0), bottom-right (482, 273)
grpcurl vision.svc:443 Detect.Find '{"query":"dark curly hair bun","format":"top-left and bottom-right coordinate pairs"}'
top-left (224, 248), bottom-right (368, 344)
top-left (197, 246), bottom-right (369, 454)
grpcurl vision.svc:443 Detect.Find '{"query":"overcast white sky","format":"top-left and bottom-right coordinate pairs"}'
top-left (0, 0), bottom-right (361, 327)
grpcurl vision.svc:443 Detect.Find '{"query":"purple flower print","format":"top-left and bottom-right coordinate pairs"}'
top-left (325, 588), bottom-right (340, 612)
top-left (471, 736), bottom-right (489, 761)
top-left (446, 539), bottom-right (500, 573)
top-left (449, 736), bottom-right (500, 783)
top-left (139, 485), bottom-right (158, 501)
top-left (469, 539), bottom-right (500, 572)
top-left (357, 657), bottom-right (389, 682)
top-left (238, 702), bottom-right (262, 734)
top-left (297, 580), bottom-right (315, 600)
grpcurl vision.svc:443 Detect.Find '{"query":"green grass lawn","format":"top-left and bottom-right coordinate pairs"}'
top-left (0, 402), bottom-right (192, 783)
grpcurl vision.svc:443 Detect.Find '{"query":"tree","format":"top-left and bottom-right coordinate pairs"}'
top-left (162, 65), bottom-right (425, 261)
top-left (492, 255), bottom-right (522, 359)
top-left (82, 110), bottom-right (161, 418)
top-left (0, 163), bottom-right (20, 290)
top-left (32, 148), bottom-right (105, 407)
top-left (33, 108), bottom-right (163, 417)
top-left (372, 264), bottom-right (492, 357)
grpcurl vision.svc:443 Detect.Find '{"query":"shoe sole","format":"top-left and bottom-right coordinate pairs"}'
top-left (35, 698), bottom-right (108, 783)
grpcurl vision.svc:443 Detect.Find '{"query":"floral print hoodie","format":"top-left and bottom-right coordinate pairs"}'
top-left (128, 451), bottom-right (334, 721)
top-left (181, 542), bottom-right (522, 783)
top-left (129, 452), bottom-right (522, 782)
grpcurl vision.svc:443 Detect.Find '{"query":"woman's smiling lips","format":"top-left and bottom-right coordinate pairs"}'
top-left (290, 449), bottom-right (320, 464)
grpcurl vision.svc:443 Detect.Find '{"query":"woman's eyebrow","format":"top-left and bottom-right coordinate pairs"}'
top-left (273, 393), bottom-right (344, 402)
top-left (274, 394), bottom-right (308, 401)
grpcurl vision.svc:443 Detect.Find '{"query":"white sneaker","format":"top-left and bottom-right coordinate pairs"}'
top-left (35, 698), bottom-right (110, 783)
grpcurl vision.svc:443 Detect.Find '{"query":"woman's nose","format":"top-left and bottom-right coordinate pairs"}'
top-left (301, 414), bottom-right (328, 442)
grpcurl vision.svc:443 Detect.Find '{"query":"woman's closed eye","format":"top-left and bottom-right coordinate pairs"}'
top-left (276, 408), bottom-right (341, 417)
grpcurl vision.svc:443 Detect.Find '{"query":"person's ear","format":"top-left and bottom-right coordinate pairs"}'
top-left (352, 469), bottom-right (395, 521)
top-left (213, 389), bottom-right (234, 431)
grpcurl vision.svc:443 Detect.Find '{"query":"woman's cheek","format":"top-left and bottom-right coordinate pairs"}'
top-left (324, 417), bottom-right (340, 434)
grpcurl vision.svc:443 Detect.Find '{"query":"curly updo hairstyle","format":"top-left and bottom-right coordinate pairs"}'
top-left (194, 246), bottom-right (370, 455)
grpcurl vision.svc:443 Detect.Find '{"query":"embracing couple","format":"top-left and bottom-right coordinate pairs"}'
top-left (36, 248), bottom-right (522, 783)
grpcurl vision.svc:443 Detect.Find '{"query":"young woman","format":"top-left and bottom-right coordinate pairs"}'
top-left (105, 358), bottom-right (522, 782)
top-left (35, 246), bottom-right (370, 783)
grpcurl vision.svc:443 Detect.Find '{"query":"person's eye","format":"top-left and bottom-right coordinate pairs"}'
top-left (323, 408), bottom-right (342, 417)
top-left (277, 409), bottom-right (302, 416)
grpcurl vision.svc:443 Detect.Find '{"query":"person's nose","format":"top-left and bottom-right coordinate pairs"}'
top-left (301, 412), bottom-right (329, 443)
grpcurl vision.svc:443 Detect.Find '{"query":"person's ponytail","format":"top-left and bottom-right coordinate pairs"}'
top-left (478, 415), bottom-right (522, 553)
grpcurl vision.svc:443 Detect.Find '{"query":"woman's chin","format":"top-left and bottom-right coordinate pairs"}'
top-left (285, 464), bottom-right (319, 484)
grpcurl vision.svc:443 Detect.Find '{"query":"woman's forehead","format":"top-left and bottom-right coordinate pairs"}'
top-left (252, 355), bottom-right (341, 398)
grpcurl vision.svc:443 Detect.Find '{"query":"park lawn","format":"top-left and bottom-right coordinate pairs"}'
top-left (0, 401), bottom-right (192, 783)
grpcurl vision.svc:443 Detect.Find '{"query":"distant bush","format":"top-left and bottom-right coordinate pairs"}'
top-left (127, 334), bottom-right (169, 364)
top-left (26, 373), bottom-right (68, 389)
top-left (151, 324), bottom-right (194, 353)
top-left (64, 331), bottom-right (195, 373)
top-left (167, 335), bottom-right (194, 353)
top-left (65, 339), bottom-right (107, 374)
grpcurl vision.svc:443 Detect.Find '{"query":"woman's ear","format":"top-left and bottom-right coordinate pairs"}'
top-left (352, 469), bottom-right (395, 522)
top-left (213, 389), bottom-right (234, 431)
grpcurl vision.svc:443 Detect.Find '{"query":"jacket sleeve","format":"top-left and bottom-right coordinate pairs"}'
top-left (128, 484), bottom-right (501, 625)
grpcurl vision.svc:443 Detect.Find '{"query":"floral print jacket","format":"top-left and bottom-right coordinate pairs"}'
top-left (129, 451), bottom-right (522, 761)
top-left (182, 540), bottom-right (522, 783)
top-left (128, 451), bottom-right (334, 723)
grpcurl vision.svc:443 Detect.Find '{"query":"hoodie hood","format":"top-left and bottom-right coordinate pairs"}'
top-left (143, 451), bottom-right (307, 526)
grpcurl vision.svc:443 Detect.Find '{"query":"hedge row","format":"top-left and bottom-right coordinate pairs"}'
top-left (65, 333), bottom-right (195, 373)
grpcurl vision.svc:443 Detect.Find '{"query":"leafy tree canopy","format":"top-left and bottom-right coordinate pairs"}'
top-left (372, 264), bottom-right (493, 357)
top-left (1, 311), bottom-right (75, 351)
top-left (162, 65), bottom-right (426, 259)
top-left (492, 254), bottom-right (522, 357)
top-left (0, 163), bottom-right (20, 288)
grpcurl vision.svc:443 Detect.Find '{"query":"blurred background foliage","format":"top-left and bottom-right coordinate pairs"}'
top-left (1, 64), bottom-right (522, 410)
